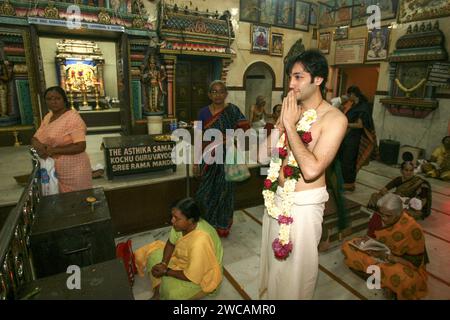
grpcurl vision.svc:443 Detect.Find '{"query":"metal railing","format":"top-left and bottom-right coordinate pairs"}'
top-left (0, 148), bottom-right (41, 300)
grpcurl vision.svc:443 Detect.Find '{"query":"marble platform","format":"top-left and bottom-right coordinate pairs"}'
top-left (1, 134), bottom-right (448, 300)
top-left (120, 160), bottom-right (449, 300)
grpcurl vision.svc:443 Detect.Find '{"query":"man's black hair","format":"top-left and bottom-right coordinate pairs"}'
top-left (285, 49), bottom-right (329, 92)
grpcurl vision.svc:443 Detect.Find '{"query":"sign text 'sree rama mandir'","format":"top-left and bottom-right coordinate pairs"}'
top-left (107, 144), bottom-right (175, 174)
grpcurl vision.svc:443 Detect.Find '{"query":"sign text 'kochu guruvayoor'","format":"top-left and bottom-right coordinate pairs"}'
top-left (108, 145), bottom-right (173, 172)
top-left (102, 136), bottom-right (176, 180)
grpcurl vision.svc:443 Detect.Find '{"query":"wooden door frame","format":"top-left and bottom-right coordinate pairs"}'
top-left (332, 63), bottom-right (380, 99)
top-left (175, 56), bottom-right (216, 122)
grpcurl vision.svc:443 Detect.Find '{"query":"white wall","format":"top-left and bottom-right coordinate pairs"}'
top-left (373, 96), bottom-right (450, 158)
top-left (369, 17), bottom-right (450, 158)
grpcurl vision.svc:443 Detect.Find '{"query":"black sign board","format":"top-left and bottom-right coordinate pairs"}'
top-left (102, 135), bottom-right (176, 180)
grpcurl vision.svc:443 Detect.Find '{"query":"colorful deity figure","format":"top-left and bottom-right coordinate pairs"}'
top-left (141, 54), bottom-right (166, 113)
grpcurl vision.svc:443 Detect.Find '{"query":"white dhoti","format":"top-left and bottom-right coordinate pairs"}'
top-left (259, 186), bottom-right (329, 300)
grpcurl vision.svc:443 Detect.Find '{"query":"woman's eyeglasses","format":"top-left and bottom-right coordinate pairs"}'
top-left (210, 90), bottom-right (227, 95)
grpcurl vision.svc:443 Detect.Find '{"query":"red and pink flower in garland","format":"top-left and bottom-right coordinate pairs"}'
top-left (278, 147), bottom-right (288, 159)
top-left (272, 238), bottom-right (293, 260)
top-left (298, 131), bottom-right (313, 145)
top-left (263, 179), bottom-right (272, 189)
top-left (262, 108), bottom-right (318, 261)
top-left (277, 215), bottom-right (293, 225)
top-left (283, 165), bottom-right (294, 177)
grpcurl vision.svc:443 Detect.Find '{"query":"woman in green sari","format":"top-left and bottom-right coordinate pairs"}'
top-left (134, 198), bottom-right (223, 300)
top-left (368, 161), bottom-right (431, 220)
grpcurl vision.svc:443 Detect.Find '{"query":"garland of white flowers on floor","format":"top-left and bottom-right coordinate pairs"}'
top-left (262, 109), bottom-right (318, 260)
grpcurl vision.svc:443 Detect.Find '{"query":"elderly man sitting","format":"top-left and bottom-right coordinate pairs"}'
top-left (341, 193), bottom-right (429, 300)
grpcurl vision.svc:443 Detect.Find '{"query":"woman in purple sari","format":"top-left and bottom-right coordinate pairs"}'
top-left (194, 80), bottom-right (250, 237)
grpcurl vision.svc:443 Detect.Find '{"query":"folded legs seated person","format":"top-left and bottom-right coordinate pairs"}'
top-left (367, 161), bottom-right (431, 220)
top-left (341, 193), bottom-right (429, 300)
top-left (134, 198), bottom-right (223, 300)
top-left (421, 135), bottom-right (450, 181)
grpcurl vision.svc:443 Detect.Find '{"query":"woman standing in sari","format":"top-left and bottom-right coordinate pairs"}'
top-left (32, 86), bottom-right (92, 193)
top-left (194, 80), bottom-right (250, 237)
top-left (339, 85), bottom-right (378, 191)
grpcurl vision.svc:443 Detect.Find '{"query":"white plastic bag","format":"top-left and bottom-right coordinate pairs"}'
top-left (408, 197), bottom-right (423, 211)
top-left (39, 157), bottom-right (59, 195)
top-left (224, 144), bottom-right (250, 182)
top-left (399, 196), bottom-right (423, 211)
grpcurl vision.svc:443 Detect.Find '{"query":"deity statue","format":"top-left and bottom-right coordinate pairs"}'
top-left (0, 41), bottom-right (13, 117)
top-left (141, 55), bottom-right (166, 113)
top-left (131, 0), bottom-right (146, 15)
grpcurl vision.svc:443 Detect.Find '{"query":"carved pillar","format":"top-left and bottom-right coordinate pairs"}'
top-left (221, 58), bottom-right (233, 84)
top-left (57, 59), bottom-right (66, 90)
top-left (388, 63), bottom-right (396, 96)
top-left (163, 55), bottom-right (176, 119)
top-left (97, 62), bottom-right (105, 96)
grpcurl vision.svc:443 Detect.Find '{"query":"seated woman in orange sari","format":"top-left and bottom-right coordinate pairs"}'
top-left (367, 161), bottom-right (431, 220)
top-left (342, 193), bottom-right (428, 300)
top-left (31, 86), bottom-right (92, 193)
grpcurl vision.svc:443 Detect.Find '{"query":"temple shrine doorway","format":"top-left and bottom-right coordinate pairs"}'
top-left (243, 62), bottom-right (275, 118)
top-left (334, 64), bottom-right (380, 114)
top-left (175, 57), bottom-right (214, 123)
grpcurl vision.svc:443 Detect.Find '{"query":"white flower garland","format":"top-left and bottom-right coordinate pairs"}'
top-left (263, 109), bottom-right (318, 249)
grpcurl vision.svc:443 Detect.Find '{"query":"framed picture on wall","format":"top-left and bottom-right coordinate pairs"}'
top-left (334, 0), bottom-right (352, 26)
top-left (319, 0), bottom-right (335, 28)
top-left (276, 0), bottom-right (295, 28)
top-left (351, 0), bottom-right (398, 27)
top-left (379, 0), bottom-right (398, 21)
top-left (398, 0), bottom-right (447, 23)
top-left (309, 3), bottom-right (319, 26)
top-left (251, 24), bottom-right (270, 55)
top-left (312, 27), bottom-right (318, 40)
top-left (260, 0), bottom-right (277, 25)
top-left (334, 26), bottom-right (348, 40)
top-left (351, 0), bottom-right (371, 27)
top-left (294, 0), bottom-right (310, 31)
top-left (270, 33), bottom-right (284, 56)
top-left (335, 38), bottom-right (366, 65)
top-left (240, 0), bottom-right (260, 23)
top-left (319, 32), bottom-right (332, 54)
top-left (366, 27), bottom-right (390, 61)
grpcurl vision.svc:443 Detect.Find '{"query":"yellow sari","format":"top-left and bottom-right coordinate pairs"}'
top-left (134, 219), bottom-right (223, 299)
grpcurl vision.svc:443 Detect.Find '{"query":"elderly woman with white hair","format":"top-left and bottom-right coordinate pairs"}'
top-left (341, 193), bottom-right (429, 300)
